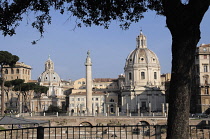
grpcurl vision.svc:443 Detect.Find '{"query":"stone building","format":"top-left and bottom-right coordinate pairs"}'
top-left (121, 32), bottom-right (165, 113)
top-left (161, 73), bottom-right (171, 103)
top-left (3, 62), bottom-right (32, 82)
top-left (1, 62), bottom-right (32, 113)
top-left (69, 91), bottom-right (105, 115)
top-left (31, 56), bottom-right (72, 112)
top-left (195, 44), bottom-right (210, 113)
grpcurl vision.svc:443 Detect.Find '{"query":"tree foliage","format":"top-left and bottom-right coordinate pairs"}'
top-left (34, 85), bottom-right (48, 95)
top-left (0, 51), bottom-right (19, 67)
top-left (45, 105), bottom-right (62, 113)
top-left (10, 80), bottom-right (48, 112)
top-left (0, 0), bottom-right (164, 38)
top-left (0, 51), bottom-right (19, 115)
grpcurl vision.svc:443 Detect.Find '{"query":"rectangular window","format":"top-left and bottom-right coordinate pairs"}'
top-left (96, 98), bottom-right (99, 101)
top-left (204, 64), bottom-right (208, 72)
top-left (81, 98), bottom-right (84, 101)
top-left (78, 98), bottom-right (80, 101)
top-left (71, 98), bottom-right (74, 101)
top-left (129, 72), bottom-right (132, 80)
top-left (141, 72), bottom-right (145, 79)
top-left (154, 72), bottom-right (157, 79)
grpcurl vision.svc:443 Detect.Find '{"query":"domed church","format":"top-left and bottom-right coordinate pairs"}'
top-left (38, 56), bottom-right (62, 97)
top-left (121, 32), bottom-right (165, 113)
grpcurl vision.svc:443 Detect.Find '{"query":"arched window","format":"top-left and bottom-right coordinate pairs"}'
top-left (16, 69), bottom-right (19, 74)
top-left (5, 69), bottom-right (8, 74)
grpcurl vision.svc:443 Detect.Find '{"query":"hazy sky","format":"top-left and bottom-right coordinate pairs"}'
top-left (1, 10), bottom-right (210, 81)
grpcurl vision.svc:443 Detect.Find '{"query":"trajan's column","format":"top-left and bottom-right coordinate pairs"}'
top-left (85, 50), bottom-right (92, 115)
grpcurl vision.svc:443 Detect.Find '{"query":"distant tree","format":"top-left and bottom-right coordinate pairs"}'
top-left (11, 79), bottom-right (25, 91)
top-left (0, 51), bottom-right (19, 115)
top-left (11, 80), bottom-right (48, 112)
top-left (34, 85), bottom-right (48, 112)
top-left (0, 0), bottom-right (210, 138)
top-left (20, 83), bottom-right (37, 112)
top-left (11, 79), bottom-right (25, 113)
top-left (46, 105), bottom-right (62, 113)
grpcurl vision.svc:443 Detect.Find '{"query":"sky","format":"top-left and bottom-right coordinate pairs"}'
top-left (1, 9), bottom-right (210, 81)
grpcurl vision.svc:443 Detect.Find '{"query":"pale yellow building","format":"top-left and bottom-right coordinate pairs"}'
top-left (3, 62), bottom-right (31, 82)
top-left (195, 44), bottom-right (210, 113)
top-left (93, 78), bottom-right (118, 89)
top-left (70, 77), bottom-right (119, 114)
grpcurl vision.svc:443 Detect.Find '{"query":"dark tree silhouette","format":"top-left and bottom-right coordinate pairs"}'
top-left (0, 51), bottom-right (19, 115)
top-left (0, 0), bottom-right (210, 138)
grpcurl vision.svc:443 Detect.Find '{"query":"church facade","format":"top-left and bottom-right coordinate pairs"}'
top-left (31, 56), bottom-right (72, 112)
top-left (121, 32), bottom-right (165, 113)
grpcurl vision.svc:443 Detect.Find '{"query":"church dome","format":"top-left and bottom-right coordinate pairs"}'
top-left (38, 56), bottom-right (61, 83)
top-left (125, 48), bottom-right (160, 68)
top-left (124, 32), bottom-right (161, 87)
top-left (38, 71), bottom-right (61, 83)
top-left (125, 32), bottom-right (160, 68)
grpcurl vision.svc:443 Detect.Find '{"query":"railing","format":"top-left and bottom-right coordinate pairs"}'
top-left (0, 125), bottom-right (210, 139)
top-left (30, 112), bottom-right (166, 117)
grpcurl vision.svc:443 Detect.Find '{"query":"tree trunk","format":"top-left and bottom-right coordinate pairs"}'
top-left (163, 1), bottom-right (209, 138)
top-left (1, 67), bottom-right (5, 115)
top-left (166, 30), bottom-right (199, 138)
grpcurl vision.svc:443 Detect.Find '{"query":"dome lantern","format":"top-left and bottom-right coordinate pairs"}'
top-left (136, 31), bottom-right (147, 48)
top-left (45, 55), bottom-right (54, 71)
